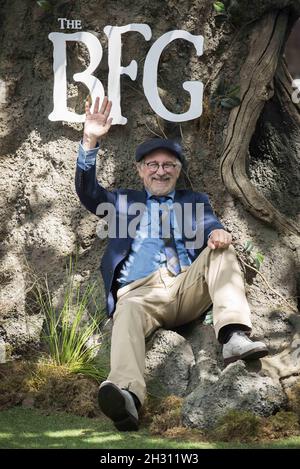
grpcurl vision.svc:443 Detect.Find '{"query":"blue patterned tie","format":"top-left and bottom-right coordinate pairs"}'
top-left (151, 196), bottom-right (181, 276)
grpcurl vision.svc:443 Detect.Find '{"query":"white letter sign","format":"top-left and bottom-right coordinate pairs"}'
top-left (104, 24), bottom-right (152, 124)
top-left (48, 32), bottom-right (104, 122)
top-left (143, 30), bottom-right (204, 122)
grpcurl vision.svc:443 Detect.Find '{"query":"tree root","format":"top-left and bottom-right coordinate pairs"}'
top-left (237, 253), bottom-right (298, 313)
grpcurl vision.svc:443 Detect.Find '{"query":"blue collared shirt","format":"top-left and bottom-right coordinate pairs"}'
top-left (77, 140), bottom-right (99, 169)
top-left (116, 189), bottom-right (192, 285)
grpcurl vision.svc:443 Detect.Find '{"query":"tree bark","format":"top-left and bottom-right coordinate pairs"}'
top-left (221, 10), bottom-right (300, 236)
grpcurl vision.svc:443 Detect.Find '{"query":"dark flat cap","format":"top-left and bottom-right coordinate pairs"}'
top-left (135, 138), bottom-right (185, 165)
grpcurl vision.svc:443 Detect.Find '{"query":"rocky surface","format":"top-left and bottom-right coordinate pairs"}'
top-left (145, 329), bottom-right (195, 397)
top-left (145, 325), bottom-right (294, 429)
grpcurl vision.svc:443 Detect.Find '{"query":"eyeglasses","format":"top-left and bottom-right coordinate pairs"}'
top-left (143, 161), bottom-right (180, 172)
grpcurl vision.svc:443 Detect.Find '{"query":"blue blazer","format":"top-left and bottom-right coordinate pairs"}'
top-left (75, 164), bottom-right (224, 317)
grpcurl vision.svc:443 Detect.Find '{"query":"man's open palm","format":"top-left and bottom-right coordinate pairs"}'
top-left (83, 96), bottom-right (113, 149)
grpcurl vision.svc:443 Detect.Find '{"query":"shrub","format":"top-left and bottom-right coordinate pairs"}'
top-left (0, 359), bottom-right (102, 417)
top-left (261, 411), bottom-right (300, 439)
top-left (148, 395), bottom-right (183, 435)
top-left (288, 380), bottom-right (300, 421)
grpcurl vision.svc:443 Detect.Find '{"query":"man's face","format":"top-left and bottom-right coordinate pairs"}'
top-left (136, 149), bottom-right (182, 196)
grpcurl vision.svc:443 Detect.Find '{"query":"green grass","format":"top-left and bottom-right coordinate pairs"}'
top-left (0, 408), bottom-right (300, 449)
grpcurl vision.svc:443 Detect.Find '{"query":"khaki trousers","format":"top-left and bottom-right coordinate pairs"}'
top-left (107, 245), bottom-right (252, 404)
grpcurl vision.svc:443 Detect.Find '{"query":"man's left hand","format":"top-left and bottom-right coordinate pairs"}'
top-left (207, 229), bottom-right (232, 250)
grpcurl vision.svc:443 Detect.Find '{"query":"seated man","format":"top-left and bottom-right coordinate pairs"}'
top-left (75, 96), bottom-right (268, 432)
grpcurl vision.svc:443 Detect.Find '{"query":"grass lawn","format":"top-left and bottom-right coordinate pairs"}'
top-left (0, 407), bottom-right (300, 449)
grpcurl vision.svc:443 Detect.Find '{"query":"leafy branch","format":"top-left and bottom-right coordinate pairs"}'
top-left (36, 0), bottom-right (52, 11)
top-left (213, 2), bottom-right (230, 27)
top-left (243, 240), bottom-right (265, 271)
top-left (36, 0), bottom-right (71, 11)
top-left (237, 253), bottom-right (298, 313)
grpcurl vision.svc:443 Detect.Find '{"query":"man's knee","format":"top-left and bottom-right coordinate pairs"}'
top-left (207, 243), bottom-right (237, 262)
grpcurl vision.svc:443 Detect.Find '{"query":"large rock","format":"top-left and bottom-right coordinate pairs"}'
top-left (145, 329), bottom-right (195, 397)
top-left (142, 321), bottom-right (294, 430)
top-left (182, 360), bottom-right (287, 430)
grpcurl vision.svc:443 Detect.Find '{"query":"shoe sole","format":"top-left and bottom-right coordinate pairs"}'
top-left (98, 382), bottom-right (139, 432)
top-left (224, 347), bottom-right (269, 366)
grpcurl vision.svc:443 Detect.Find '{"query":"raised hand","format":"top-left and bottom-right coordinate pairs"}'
top-left (82, 96), bottom-right (113, 150)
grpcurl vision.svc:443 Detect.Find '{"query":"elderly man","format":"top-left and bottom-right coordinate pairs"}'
top-left (75, 96), bottom-right (268, 432)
